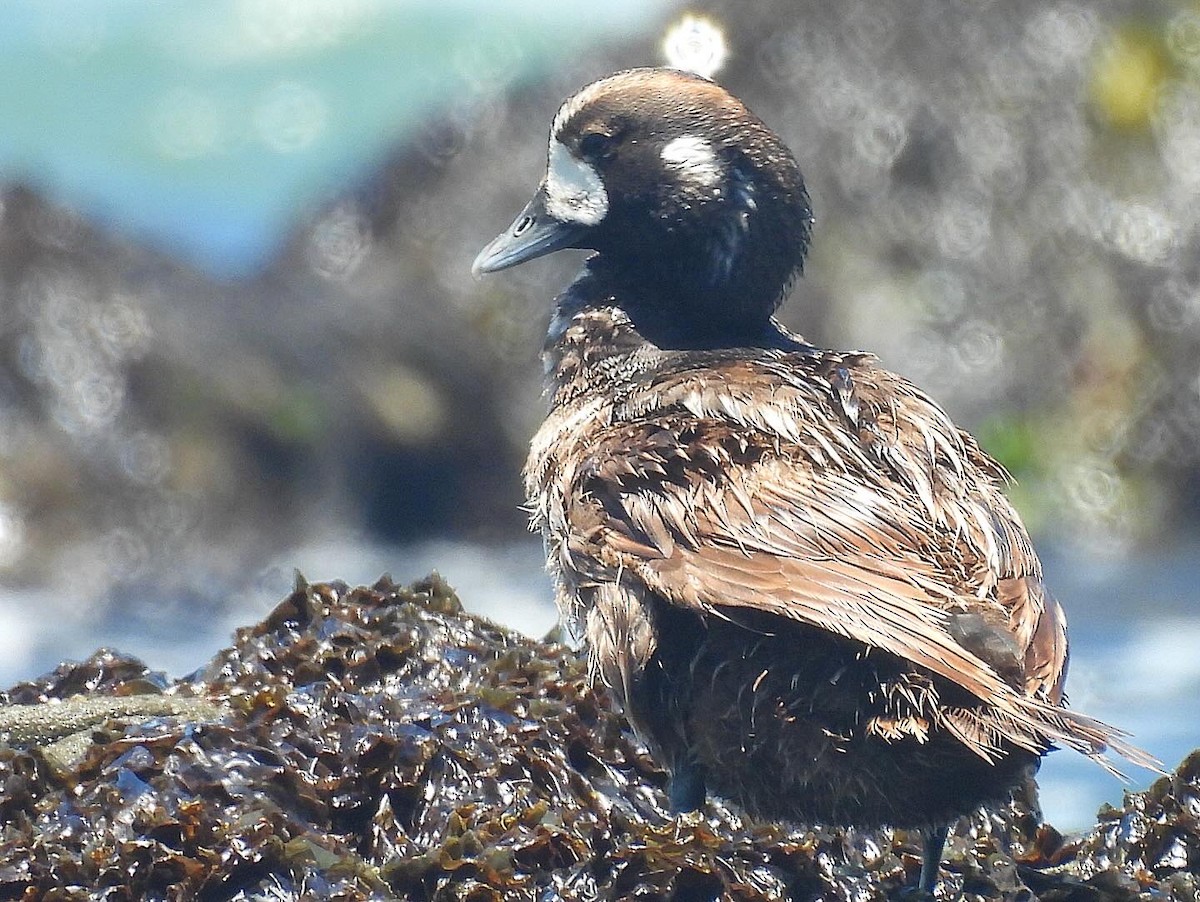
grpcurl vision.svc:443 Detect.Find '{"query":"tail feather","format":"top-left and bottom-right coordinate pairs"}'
top-left (1027, 700), bottom-right (1164, 779)
top-left (944, 693), bottom-right (1164, 779)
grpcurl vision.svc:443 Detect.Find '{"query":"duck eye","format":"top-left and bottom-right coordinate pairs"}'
top-left (579, 132), bottom-right (616, 160)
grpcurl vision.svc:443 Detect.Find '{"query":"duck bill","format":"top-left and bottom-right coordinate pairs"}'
top-left (472, 189), bottom-right (586, 276)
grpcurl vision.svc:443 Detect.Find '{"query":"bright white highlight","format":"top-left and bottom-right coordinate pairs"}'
top-left (662, 14), bottom-right (728, 79)
top-left (544, 139), bottom-right (608, 225)
top-left (661, 134), bottom-right (723, 187)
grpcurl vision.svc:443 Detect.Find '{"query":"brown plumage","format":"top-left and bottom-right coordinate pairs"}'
top-left (474, 68), bottom-right (1156, 891)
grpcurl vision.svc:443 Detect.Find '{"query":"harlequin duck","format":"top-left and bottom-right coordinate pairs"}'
top-left (473, 67), bottom-right (1154, 893)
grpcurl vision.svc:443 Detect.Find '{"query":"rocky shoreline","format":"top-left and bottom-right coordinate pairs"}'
top-left (1, 576), bottom-right (1195, 900)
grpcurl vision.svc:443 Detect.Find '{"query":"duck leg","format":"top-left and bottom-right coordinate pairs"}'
top-left (919, 823), bottom-right (949, 894)
top-left (668, 756), bottom-right (707, 812)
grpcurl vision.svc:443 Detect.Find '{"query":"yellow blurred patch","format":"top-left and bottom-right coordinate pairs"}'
top-left (1090, 26), bottom-right (1170, 130)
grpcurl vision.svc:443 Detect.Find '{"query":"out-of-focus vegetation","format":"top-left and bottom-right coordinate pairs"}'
top-left (1, 0), bottom-right (1199, 647)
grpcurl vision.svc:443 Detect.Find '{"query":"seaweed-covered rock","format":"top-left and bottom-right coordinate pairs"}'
top-left (0, 576), bottom-right (1195, 900)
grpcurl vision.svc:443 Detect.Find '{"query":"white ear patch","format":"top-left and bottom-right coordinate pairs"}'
top-left (544, 139), bottom-right (608, 226)
top-left (661, 134), bottom-right (723, 187)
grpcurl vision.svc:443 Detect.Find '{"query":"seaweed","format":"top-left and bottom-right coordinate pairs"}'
top-left (0, 575), bottom-right (1195, 901)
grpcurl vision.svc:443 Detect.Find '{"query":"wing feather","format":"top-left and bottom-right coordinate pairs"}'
top-left (543, 353), bottom-right (1157, 774)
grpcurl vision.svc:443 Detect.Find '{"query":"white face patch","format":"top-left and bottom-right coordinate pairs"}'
top-left (660, 134), bottom-right (723, 187)
top-left (544, 139), bottom-right (608, 226)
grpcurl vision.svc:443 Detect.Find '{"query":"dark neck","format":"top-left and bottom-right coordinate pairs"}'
top-left (617, 300), bottom-right (781, 350)
top-left (543, 268), bottom-right (813, 408)
top-left (547, 269), bottom-right (811, 362)
top-left (580, 256), bottom-right (799, 351)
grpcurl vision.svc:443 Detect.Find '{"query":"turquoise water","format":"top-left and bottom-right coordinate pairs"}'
top-left (1034, 542), bottom-right (1200, 830)
top-left (0, 0), bottom-right (662, 275)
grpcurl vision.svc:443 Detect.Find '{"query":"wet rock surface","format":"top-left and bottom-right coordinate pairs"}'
top-left (0, 576), bottom-right (1195, 901)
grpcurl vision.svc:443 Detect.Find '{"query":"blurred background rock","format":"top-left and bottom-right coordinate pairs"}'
top-left (1, 0), bottom-right (1197, 829)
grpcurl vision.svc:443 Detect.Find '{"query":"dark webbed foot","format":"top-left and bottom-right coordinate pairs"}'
top-left (919, 823), bottom-right (949, 894)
